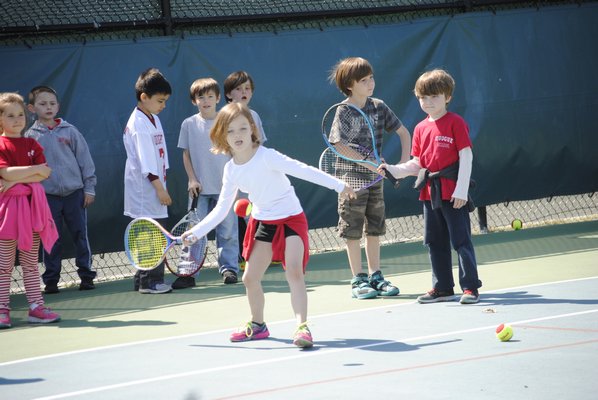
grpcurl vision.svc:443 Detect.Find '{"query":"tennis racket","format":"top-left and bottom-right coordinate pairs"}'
top-left (322, 102), bottom-right (400, 191)
top-left (319, 147), bottom-right (383, 191)
top-left (167, 196), bottom-right (208, 277)
top-left (124, 217), bottom-right (188, 271)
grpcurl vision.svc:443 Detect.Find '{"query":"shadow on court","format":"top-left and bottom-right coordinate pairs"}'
top-left (53, 319), bottom-right (177, 329)
top-left (190, 337), bottom-right (461, 352)
top-left (0, 377), bottom-right (44, 385)
top-left (477, 291), bottom-right (598, 306)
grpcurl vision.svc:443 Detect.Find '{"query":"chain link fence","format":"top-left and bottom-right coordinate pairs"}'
top-left (9, 192), bottom-right (598, 293)
top-left (0, 1), bottom-right (586, 46)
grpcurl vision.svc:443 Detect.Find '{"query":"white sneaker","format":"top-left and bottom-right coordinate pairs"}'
top-left (139, 282), bottom-right (172, 294)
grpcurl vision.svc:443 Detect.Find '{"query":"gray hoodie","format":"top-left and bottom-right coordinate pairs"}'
top-left (25, 119), bottom-right (96, 197)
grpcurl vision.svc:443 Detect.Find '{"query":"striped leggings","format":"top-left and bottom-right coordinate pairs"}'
top-left (0, 234), bottom-right (44, 310)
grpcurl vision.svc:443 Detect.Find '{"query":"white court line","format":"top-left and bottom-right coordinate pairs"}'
top-left (32, 307), bottom-right (598, 400)
top-left (1, 275), bottom-right (596, 369)
top-left (479, 248), bottom-right (598, 265)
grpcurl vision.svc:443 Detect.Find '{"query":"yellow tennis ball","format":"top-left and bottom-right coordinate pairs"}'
top-left (511, 219), bottom-right (523, 230)
top-left (496, 323), bottom-right (514, 342)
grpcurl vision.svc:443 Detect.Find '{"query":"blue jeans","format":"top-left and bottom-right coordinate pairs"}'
top-left (423, 200), bottom-right (481, 292)
top-left (42, 189), bottom-right (96, 285)
top-left (197, 194), bottom-right (239, 275)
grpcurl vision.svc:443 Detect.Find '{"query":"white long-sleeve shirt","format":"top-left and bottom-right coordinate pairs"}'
top-left (190, 146), bottom-right (345, 239)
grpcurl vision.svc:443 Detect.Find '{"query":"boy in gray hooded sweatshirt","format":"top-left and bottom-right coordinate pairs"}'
top-left (25, 86), bottom-right (97, 294)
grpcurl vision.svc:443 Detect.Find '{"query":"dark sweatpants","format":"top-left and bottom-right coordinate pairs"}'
top-left (42, 189), bottom-right (96, 285)
top-left (423, 200), bottom-right (482, 292)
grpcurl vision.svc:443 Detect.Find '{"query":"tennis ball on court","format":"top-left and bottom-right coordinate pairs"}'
top-left (496, 323), bottom-right (514, 342)
top-left (511, 219), bottom-right (523, 230)
top-left (234, 198), bottom-right (252, 217)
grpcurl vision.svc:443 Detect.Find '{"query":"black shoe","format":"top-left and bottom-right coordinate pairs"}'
top-left (44, 283), bottom-right (60, 294)
top-left (222, 270), bottom-right (238, 284)
top-left (417, 288), bottom-right (455, 304)
top-left (79, 279), bottom-right (95, 291)
top-left (172, 276), bottom-right (196, 289)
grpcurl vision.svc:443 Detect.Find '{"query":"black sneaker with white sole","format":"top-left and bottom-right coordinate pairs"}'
top-left (79, 278), bottom-right (95, 291)
top-left (417, 289), bottom-right (455, 304)
top-left (222, 270), bottom-right (238, 284)
top-left (172, 276), bottom-right (196, 289)
top-left (460, 289), bottom-right (480, 304)
top-left (44, 283), bottom-right (60, 294)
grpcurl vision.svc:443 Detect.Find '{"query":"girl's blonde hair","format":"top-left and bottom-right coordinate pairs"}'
top-left (210, 102), bottom-right (260, 155)
top-left (0, 92), bottom-right (26, 132)
top-left (0, 92), bottom-right (26, 114)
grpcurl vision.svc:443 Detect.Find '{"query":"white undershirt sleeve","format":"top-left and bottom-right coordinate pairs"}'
top-left (385, 157), bottom-right (421, 179)
top-left (452, 147), bottom-right (473, 201)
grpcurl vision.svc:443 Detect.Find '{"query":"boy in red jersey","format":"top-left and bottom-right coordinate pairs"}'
top-left (379, 69), bottom-right (482, 304)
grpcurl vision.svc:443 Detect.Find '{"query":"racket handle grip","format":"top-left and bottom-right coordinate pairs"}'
top-left (190, 195), bottom-right (199, 210)
top-left (382, 168), bottom-right (401, 189)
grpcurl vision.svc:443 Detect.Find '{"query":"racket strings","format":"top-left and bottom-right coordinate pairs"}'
top-left (320, 148), bottom-right (381, 192)
top-left (169, 211), bottom-right (207, 276)
top-left (127, 220), bottom-right (168, 269)
top-left (332, 108), bottom-right (374, 151)
top-left (337, 156), bottom-right (377, 177)
top-left (322, 104), bottom-right (384, 192)
top-left (171, 220), bottom-right (190, 237)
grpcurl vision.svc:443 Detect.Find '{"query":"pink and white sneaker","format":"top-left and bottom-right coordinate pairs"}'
top-left (293, 323), bottom-right (313, 348)
top-left (230, 321), bottom-right (270, 342)
top-left (28, 305), bottom-right (61, 324)
top-left (0, 309), bottom-right (11, 329)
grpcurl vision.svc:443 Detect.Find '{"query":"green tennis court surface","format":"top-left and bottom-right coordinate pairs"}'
top-left (1, 221), bottom-right (597, 399)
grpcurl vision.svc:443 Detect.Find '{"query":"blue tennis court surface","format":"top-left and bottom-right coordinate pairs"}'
top-left (1, 277), bottom-right (597, 400)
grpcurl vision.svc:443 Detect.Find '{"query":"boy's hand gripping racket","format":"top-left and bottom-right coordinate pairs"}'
top-left (319, 147), bottom-right (384, 192)
top-left (167, 195), bottom-right (208, 277)
top-left (321, 102), bottom-right (400, 191)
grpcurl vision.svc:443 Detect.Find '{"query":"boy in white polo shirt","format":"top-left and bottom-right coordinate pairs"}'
top-left (123, 68), bottom-right (173, 294)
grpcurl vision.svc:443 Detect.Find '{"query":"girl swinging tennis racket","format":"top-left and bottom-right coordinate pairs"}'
top-left (182, 102), bottom-right (354, 348)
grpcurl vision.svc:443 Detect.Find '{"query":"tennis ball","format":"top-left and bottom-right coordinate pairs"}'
top-left (511, 219), bottom-right (523, 230)
top-left (234, 198), bottom-right (252, 217)
top-left (496, 323), bottom-right (514, 342)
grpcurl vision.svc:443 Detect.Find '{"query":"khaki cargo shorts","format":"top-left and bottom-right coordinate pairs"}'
top-left (337, 182), bottom-right (386, 240)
